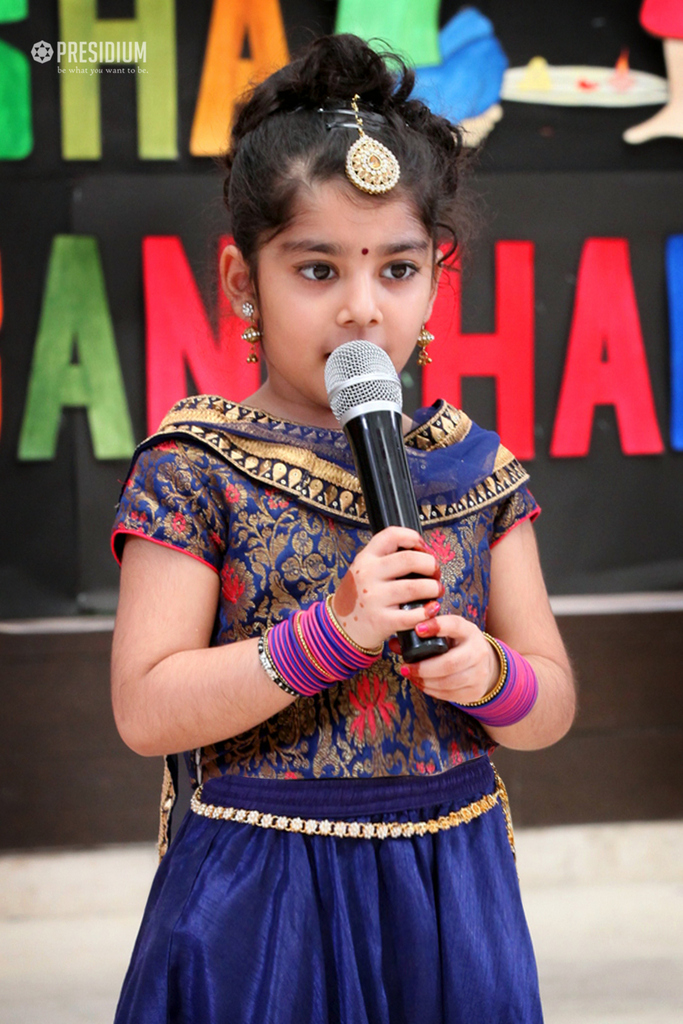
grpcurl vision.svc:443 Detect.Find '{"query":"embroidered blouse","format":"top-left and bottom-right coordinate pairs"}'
top-left (112, 395), bottom-right (539, 784)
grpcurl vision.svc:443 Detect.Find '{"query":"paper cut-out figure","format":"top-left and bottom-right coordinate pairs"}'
top-left (336, 4), bottom-right (507, 146)
top-left (413, 8), bottom-right (507, 146)
top-left (502, 54), bottom-right (667, 107)
top-left (624, 0), bottom-right (683, 143)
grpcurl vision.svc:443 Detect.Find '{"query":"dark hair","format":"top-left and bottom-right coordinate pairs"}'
top-left (219, 34), bottom-right (476, 276)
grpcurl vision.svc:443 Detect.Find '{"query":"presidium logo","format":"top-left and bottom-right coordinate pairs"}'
top-left (30, 40), bottom-right (147, 66)
top-left (31, 41), bottom-right (53, 63)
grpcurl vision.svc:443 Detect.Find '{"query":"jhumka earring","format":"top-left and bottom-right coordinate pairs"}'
top-left (241, 300), bottom-right (261, 363)
top-left (345, 94), bottom-right (401, 195)
top-left (417, 325), bottom-right (434, 367)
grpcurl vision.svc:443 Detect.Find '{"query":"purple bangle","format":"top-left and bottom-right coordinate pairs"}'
top-left (266, 598), bottom-right (382, 697)
top-left (452, 636), bottom-right (539, 727)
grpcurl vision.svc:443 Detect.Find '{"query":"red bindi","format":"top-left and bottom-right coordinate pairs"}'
top-left (361, 248), bottom-right (369, 255)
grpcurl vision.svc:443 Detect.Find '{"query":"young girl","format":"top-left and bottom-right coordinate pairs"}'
top-left (111, 33), bottom-right (575, 1024)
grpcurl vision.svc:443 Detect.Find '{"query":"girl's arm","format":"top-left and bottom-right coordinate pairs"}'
top-left (112, 527), bottom-right (443, 756)
top-left (111, 537), bottom-right (294, 756)
top-left (483, 518), bottom-right (576, 748)
top-left (397, 520), bottom-right (576, 750)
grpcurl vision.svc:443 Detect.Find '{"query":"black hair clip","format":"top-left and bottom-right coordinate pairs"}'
top-left (318, 106), bottom-right (388, 133)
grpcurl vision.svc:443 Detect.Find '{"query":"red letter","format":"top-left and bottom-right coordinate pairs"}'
top-left (550, 238), bottom-right (663, 457)
top-left (143, 236), bottom-right (259, 432)
top-left (423, 241), bottom-right (535, 459)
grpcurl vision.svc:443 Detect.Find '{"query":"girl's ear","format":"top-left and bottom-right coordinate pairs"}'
top-left (220, 244), bottom-right (257, 318)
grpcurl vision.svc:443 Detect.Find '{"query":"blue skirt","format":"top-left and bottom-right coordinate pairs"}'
top-left (115, 756), bottom-right (543, 1023)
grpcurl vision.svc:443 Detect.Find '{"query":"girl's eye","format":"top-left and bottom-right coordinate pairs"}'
top-left (382, 262), bottom-right (417, 280)
top-left (300, 263), bottom-right (336, 281)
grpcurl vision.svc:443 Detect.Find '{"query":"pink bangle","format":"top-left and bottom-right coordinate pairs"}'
top-left (265, 598), bottom-right (383, 698)
top-left (452, 635), bottom-right (539, 727)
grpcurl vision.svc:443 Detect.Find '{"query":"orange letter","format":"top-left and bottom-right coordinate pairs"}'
top-left (190, 0), bottom-right (289, 156)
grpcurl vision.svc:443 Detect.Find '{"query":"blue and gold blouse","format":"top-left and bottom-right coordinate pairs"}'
top-left (112, 395), bottom-right (539, 784)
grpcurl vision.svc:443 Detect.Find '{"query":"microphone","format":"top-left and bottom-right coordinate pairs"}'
top-left (325, 340), bottom-right (449, 664)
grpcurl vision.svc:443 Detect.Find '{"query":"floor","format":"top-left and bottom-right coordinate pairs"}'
top-left (1, 822), bottom-right (682, 1023)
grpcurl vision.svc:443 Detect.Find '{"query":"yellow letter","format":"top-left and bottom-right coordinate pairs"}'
top-left (58, 0), bottom-right (177, 160)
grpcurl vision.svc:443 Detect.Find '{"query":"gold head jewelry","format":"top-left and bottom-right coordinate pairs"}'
top-left (417, 325), bottom-right (434, 367)
top-left (345, 95), bottom-right (401, 195)
top-left (241, 301), bottom-right (261, 363)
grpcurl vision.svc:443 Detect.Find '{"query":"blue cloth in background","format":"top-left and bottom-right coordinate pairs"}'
top-left (413, 7), bottom-right (508, 122)
top-left (114, 757), bottom-right (543, 1024)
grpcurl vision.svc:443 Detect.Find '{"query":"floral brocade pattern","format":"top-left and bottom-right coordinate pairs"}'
top-left (112, 399), bottom-right (539, 783)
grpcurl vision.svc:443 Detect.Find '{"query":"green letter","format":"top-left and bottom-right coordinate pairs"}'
top-left (58, 0), bottom-right (177, 159)
top-left (0, 0), bottom-right (32, 159)
top-left (19, 236), bottom-right (135, 460)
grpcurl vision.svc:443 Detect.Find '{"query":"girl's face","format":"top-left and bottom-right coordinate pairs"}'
top-left (222, 179), bottom-right (440, 428)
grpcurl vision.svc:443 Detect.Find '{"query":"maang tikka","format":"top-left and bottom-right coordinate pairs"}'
top-left (345, 94), bottom-right (401, 195)
top-left (417, 325), bottom-right (434, 367)
top-left (241, 300), bottom-right (261, 363)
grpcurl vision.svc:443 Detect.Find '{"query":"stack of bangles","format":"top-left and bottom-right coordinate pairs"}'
top-left (258, 600), bottom-right (538, 728)
top-left (258, 595), bottom-right (384, 697)
top-left (450, 633), bottom-right (539, 727)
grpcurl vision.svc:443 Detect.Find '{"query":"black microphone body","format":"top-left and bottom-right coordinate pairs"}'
top-left (344, 408), bottom-right (449, 664)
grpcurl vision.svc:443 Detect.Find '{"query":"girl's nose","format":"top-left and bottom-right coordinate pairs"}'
top-left (336, 276), bottom-right (383, 329)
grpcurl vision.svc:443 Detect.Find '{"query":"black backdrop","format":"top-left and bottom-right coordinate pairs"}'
top-left (1, 0), bottom-right (682, 618)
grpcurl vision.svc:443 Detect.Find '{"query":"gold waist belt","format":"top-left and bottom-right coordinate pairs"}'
top-left (190, 766), bottom-right (514, 851)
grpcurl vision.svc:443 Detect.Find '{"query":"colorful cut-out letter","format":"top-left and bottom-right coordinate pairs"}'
top-left (191, 0), bottom-right (288, 156)
top-left (551, 238), bottom-right (663, 456)
top-left (0, 0), bottom-right (32, 159)
top-left (666, 234), bottom-right (683, 450)
top-left (423, 241), bottom-right (535, 460)
top-left (144, 236), bottom-right (259, 433)
top-left (58, 0), bottom-right (177, 159)
top-left (18, 236), bottom-right (135, 460)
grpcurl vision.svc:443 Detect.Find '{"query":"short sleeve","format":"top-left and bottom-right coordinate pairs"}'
top-left (491, 481), bottom-right (540, 546)
top-left (111, 440), bottom-right (228, 571)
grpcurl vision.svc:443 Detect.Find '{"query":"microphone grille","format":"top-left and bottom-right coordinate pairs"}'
top-left (325, 341), bottom-right (403, 424)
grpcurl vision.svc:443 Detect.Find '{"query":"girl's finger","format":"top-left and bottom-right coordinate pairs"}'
top-left (374, 549), bottom-right (440, 581)
top-left (403, 643), bottom-right (478, 683)
top-left (413, 613), bottom-right (476, 643)
top-left (388, 598), bottom-right (441, 657)
top-left (365, 526), bottom-right (427, 557)
top-left (384, 577), bottom-right (443, 607)
top-left (385, 601), bottom-right (443, 634)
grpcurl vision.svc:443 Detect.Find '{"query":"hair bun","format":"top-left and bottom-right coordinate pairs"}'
top-left (230, 35), bottom-right (413, 147)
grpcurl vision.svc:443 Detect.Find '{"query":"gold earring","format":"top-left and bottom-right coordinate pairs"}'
top-left (241, 301), bottom-right (261, 363)
top-left (417, 325), bottom-right (434, 367)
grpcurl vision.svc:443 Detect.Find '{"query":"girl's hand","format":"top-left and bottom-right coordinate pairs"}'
top-left (331, 526), bottom-right (444, 651)
top-left (388, 615), bottom-right (499, 704)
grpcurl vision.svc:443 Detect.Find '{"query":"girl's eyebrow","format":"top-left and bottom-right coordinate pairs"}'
top-left (280, 239), bottom-right (342, 255)
top-left (380, 239), bottom-right (430, 256)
